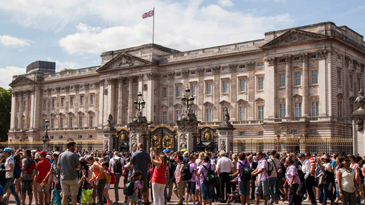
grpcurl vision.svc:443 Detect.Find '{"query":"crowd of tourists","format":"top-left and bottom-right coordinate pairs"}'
top-left (0, 139), bottom-right (364, 205)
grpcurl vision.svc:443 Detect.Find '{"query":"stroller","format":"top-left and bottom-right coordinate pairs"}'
top-left (226, 178), bottom-right (240, 205)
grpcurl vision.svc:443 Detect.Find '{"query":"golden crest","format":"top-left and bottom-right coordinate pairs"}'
top-left (163, 135), bottom-right (173, 149)
top-left (204, 129), bottom-right (210, 140)
top-left (121, 133), bottom-right (125, 140)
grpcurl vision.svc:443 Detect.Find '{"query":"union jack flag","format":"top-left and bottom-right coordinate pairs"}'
top-left (142, 10), bottom-right (154, 19)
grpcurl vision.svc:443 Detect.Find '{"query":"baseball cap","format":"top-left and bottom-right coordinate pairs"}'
top-left (53, 152), bottom-right (60, 156)
top-left (3, 147), bottom-right (11, 153)
top-left (125, 163), bottom-right (133, 168)
top-left (321, 154), bottom-right (329, 159)
top-left (297, 153), bottom-right (305, 158)
top-left (46, 155), bottom-right (51, 160)
top-left (38, 151), bottom-right (47, 156)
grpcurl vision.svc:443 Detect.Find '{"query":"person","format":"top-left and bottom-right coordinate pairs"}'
top-left (303, 152), bottom-right (317, 205)
top-left (87, 155), bottom-right (106, 205)
top-left (44, 151), bottom-right (61, 205)
top-left (216, 150), bottom-right (234, 202)
top-left (285, 157), bottom-right (300, 205)
top-left (0, 184), bottom-right (5, 205)
top-left (57, 139), bottom-right (81, 205)
top-left (198, 156), bottom-right (215, 205)
top-left (174, 155), bottom-right (185, 205)
top-left (128, 171), bottom-right (143, 205)
top-left (130, 143), bottom-right (151, 205)
top-left (20, 150), bottom-right (36, 205)
top-left (185, 154), bottom-right (199, 205)
top-left (150, 148), bottom-right (168, 205)
top-left (165, 150), bottom-right (175, 202)
top-left (248, 155), bottom-right (258, 200)
top-left (195, 153), bottom-right (204, 205)
top-left (124, 162), bottom-right (134, 205)
top-left (252, 152), bottom-right (270, 205)
top-left (337, 156), bottom-right (358, 205)
top-left (109, 151), bottom-right (124, 203)
top-left (231, 152), bottom-right (250, 205)
top-left (2, 147), bottom-right (21, 205)
top-left (317, 154), bottom-right (334, 205)
top-left (268, 150), bottom-right (280, 204)
top-left (36, 151), bottom-right (51, 205)
top-left (102, 162), bottom-right (112, 205)
top-left (350, 155), bottom-right (362, 205)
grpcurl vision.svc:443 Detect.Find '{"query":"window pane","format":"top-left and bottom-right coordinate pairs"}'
top-left (240, 107), bottom-right (246, 120)
top-left (206, 109), bottom-right (211, 122)
top-left (207, 83), bottom-right (212, 94)
top-left (176, 86), bottom-right (181, 97)
top-left (295, 72), bottom-right (301, 86)
top-left (79, 117), bottom-right (83, 127)
top-left (191, 84), bottom-right (196, 96)
top-left (280, 103), bottom-right (286, 118)
top-left (312, 70), bottom-right (318, 84)
top-left (258, 105), bottom-right (264, 119)
top-left (176, 111), bottom-right (181, 121)
top-left (295, 103), bottom-right (302, 117)
top-left (163, 87), bottom-right (167, 99)
top-left (312, 101), bottom-right (319, 117)
top-left (162, 112), bottom-right (167, 124)
top-left (222, 81), bottom-right (228, 93)
top-left (240, 79), bottom-right (245, 91)
top-left (280, 74), bottom-right (285, 87)
top-left (89, 116), bottom-right (93, 127)
top-left (258, 77), bottom-right (264, 90)
top-left (90, 95), bottom-right (94, 105)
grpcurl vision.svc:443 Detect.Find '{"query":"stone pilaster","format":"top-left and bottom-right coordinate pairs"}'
top-left (229, 64), bottom-right (238, 120)
top-left (197, 68), bottom-right (205, 121)
top-left (167, 72), bottom-right (175, 123)
top-left (18, 91), bottom-right (23, 129)
top-left (117, 77), bottom-right (124, 126)
top-left (98, 80), bottom-right (105, 128)
top-left (24, 90), bottom-right (30, 129)
top-left (107, 79), bottom-right (115, 125)
top-left (10, 92), bottom-right (17, 130)
top-left (127, 77), bottom-right (134, 123)
top-left (247, 62), bottom-right (256, 120)
top-left (212, 66), bottom-right (220, 121)
top-left (264, 58), bottom-right (276, 119)
top-left (285, 55), bottom-right (292, 118)
top-left (301, 53), bottom-right (309, 117)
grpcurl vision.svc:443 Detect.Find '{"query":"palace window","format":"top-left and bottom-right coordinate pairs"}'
top-left (206, 82), bottom-right (212, 95)
top-left (80, 96), bottom-right (84, 106)
top-left (176, 110), bottom-right (181, 121)
top-left (61, 98), bottom-right (65, 108)
top-left (310, 129), bottom-right (317, 134)
top-left (79, 117), bottom-right (83, 127)
top-left (162, 87), bottom-right (167, 99)
top-left (239, 132), bottom-right (245, 136)
top-left (258, 77), bottom-right (264, 90)
top-left (240, 79), bottom-right (245, 92)
top-left (338, 70), bottom-right (341, 86)
top-left (206, 69), bottom-right (211, 73)
top-left (295, 103), bottom-right (302, 117)
top-left (69, 117), bottom-right (73, 128)
top-left (312, 70), bottom-right (318, 85)
top-left (176, 85), bottom-right (181, 98)
top-left (70, 97), bottom-right (74, 107)
top-left (257, 62), bottom-right (264, 66)
top-left (239, 107), bottom-right (246, 121)
top-left (239, 65), bottom-right (245, 69)
top-left (191, 71), bottom-right (196, 75)
top-left (310, 54), bottom-right (318, 59)
top-left (222, 67), bottom-right (228, 71)
top-left (350, 75), bottom-right (353, 89)
top-left (222, 81), bottom-right (228, 93)
top-left (191, 84), bottom-right (196, 96)
top-left (291, 130), bottom-right (297, 134)
top-left (89, 116), bottom-right (93, 127)
top-left (51, 118), bottom-right (54, 128)
top-left (338, 101), bottom-right (342, 118)
top-left (294, 57), bottom-right (301, 61)
top-left (312, 102), bottom-right (319, 117)
top-left (258, 131), bottom-right (264, 135)
top-left (176, 73), bottom-right (181, 77)
top-left (279, 103), bottom-right (286, 118)
top-left (258, 105), bottom-right (264, 120)
top-left (279, 59), bottom-right (286, 63)
top-left (162, 112), bottom-right (167, 124)
top-left (279, 74), bottom-right (285, 87)
top-left (43, 100), bottom-right (47, 109)
top-left (206, 109), bottom-right (212, 122)
top-left (52, 99), bottom-right (55, 109)
top-left (295, 72), bottom-right (301, 86)
top-left (90, 95), bottom-right (94, 105)
top-left (60, 118), bottom-right (63, 128)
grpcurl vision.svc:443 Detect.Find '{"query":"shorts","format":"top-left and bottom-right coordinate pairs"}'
top-left (20, 180), bottom-right (33, 196)
top-left (201, 182), bottom-right (214, 200)
top-left (105, 183), bottom-right (110, 189)
top-left (238, 180), bottom-right (250, 196)
top-left (37, 183), bottom-right (50, 192)
top-left (61, 179), bottom-right (79, 197)
top-left (130, 193), bottom-right (138, 202)
top-left (186, 182), bottom-right (196, 195)
top-left (141, 175), bottom-right (149, 193)
top-left (256, 180), bottom-right (269, 197)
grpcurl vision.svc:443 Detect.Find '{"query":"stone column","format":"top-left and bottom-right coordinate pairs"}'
top-left (24, 90), bottom-right (30, 129)
top-left (127, 77), bottom-right (134, 123)
top-left (264, 58), bottom-right (276, 119)
top-left (217, 127), bottom-right (235, 153)
top-left (128, 121), bottom-right (149, 153)
top-left (146, 73), bottom-right (157, 123)
top-left (177, 120), bottom-right (199, 152)
top-left (197, 68), bottom-right (205, 121)
top-left (167, 72), bottom-right (175, 123)
top-left (107, 79), bottom-right (115, 125)
top-left (285, 55), bottom-right (292, 118)
top-left (229, 64), bottom-right (238, 120)
top-left (10, 92), bottom-right (17, 130)
top-left (247, 62), bottom-right (256, 120)
top-left (98, 80), bottom-right (105, 128)
top-left (117, 77), bottom-right (123, 126)
top-left (18, 91), bottom-right (23, 129)
top-left (301, 53), bottom-right (309, 117)
top-left (212, 66), bottom-right (220, 121)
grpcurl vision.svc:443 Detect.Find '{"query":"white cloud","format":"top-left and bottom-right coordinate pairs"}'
top-left (0, 35), bottom-right (30, 46)
top-left (218, 0), bottom-right (233, 7)
top-left (58, 2), bottom-right (293, 54)
top-left (45, 57), bottom-right (80, 71)
top-left (0, 66), bottom-right (25, 88)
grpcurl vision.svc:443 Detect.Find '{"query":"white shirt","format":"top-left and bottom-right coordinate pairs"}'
top-left (5, 157), bottom-right (14, 179)
top-left (302, 159), bottom-right (311, 179)
top-left (110, 157), bottom-right (124, 173)
top-left (268, 158), bottom-right (281, 178)
top-left (216, 156), bottom-right (234, 173)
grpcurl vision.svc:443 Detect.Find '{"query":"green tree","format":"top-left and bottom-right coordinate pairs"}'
top-left (0, 87), bottom-right (11, 141)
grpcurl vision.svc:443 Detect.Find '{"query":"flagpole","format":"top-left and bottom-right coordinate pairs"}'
top-left (153, 7), bottom-right (155, 44)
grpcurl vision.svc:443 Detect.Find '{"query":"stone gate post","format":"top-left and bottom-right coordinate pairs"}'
top-left (352, 89), bottom-right (365, 155)
top-left (217, 108), bottom-right (235, 153)
top-left (128, 114), bottom-right (149, 153)
top-left (177, 120), bottom-right (199, 152)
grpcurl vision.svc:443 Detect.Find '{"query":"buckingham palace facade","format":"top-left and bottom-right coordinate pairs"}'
top-left (7, 22), bottom-right (365, 152)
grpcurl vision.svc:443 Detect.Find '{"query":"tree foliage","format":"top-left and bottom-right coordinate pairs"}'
top-left (0, 87), bottom-right (11, 142)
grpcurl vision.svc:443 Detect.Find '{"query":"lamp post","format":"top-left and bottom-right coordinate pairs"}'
top-left (134, 92), bottom-right (145, 112)
top-left (276, 134), bottom-right (281, 152)
top-left (42, 119), bottom-right (50, 151)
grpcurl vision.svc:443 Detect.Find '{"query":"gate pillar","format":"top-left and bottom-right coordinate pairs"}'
top-left (128, 121), bottom-right (149, 153)
top-left (177, 120), bottom-right (199, 152)
top-left (352, 89), bottom-right (365, 155)
top-left (217, 109), bottom-right (235, 153)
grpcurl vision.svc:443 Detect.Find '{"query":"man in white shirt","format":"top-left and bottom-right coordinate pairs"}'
top-left (303, 152), bottom-right (317, 205)
top-left (109, 151), bottom-right (124, 203)
top-left (216, 150), bottom-right (234, 202)
top-left (2, 148), bottom-right (21, 205)
top-left (268, 150), bottom-right (280, 204)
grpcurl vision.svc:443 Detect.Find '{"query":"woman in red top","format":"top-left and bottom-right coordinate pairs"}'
top-left (150, 148), bottom-right (169, 205)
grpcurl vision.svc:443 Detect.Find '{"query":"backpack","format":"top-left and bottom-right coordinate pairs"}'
top-left (26, 158), bottom-right (36, 175)
top-left (113, 158), bottom-right (122, 175)
top-left (238, 160), bottom-right (251, 181)
top-left (14, 161), bottom-right (21, 179)
top-left (181, 161), bottom-right (193, 181)
top-left (167, 159), bottom-right (177, 180)
top-left (110, 172), bottom-right (116, 184)
top-left (267, 159), bottom-right (277, 177)
top-left (202, 164), bottom-right (217, 185)
top-left (0, 168), bottom-right (5, 186)
top-left (123, 180), bottom-right (136, 196)
top-left (104, 171), bottom-right (111, 183)
top-left (297, 169), bottom-right (305, 183)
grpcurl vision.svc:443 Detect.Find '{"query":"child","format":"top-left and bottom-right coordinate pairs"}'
top-left (102, 162), bottom-right (112, 205)
top-left (129, 171), bottom-right (143, 205)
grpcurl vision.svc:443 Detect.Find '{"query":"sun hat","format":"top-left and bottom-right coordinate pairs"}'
top-left (3, 147), bottom-right (11, 153)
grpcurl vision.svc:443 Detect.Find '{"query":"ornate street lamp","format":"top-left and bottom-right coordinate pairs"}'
top-left (181, 87), bottom-right (195, 114)
top-left (43, 119), bottom-right (50, 150)
top-left (134, 92), bottom-right (145, 112)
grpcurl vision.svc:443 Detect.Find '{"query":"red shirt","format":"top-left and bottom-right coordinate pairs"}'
top-left (152, 164), bottom-right (167, 185)
top-left (36, 159), bottom-right (51, 183)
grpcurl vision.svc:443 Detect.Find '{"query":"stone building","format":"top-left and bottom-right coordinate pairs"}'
top-left (8, 22), bottom-right (365, 153)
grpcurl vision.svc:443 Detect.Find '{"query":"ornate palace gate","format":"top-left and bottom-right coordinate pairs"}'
top-left (115, 128), bottom-right (130, 152)
top-left (148, 125), bottom-right (178, 152)
top-left (196, 126), bottom-right (218, 152)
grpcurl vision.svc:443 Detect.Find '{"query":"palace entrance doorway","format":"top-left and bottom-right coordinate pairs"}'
top-left (147, 125), bottom-right (178, 152)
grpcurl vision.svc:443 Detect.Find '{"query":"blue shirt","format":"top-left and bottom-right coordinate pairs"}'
top-left (0, 185), bottom-right (4, 197)
top-left (331, 160), bottom-right (336, 168)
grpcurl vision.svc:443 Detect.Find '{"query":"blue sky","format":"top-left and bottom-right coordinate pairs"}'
top-left (0, 0), bottom-right (364, 88)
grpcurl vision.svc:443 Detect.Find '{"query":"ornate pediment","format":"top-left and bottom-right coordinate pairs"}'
top-left (97, 52), bottom-right (152, 72)
top-left (261, 29), bottom-right (327, 49)
top-left (9, 75), bottom-right (35, 86)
